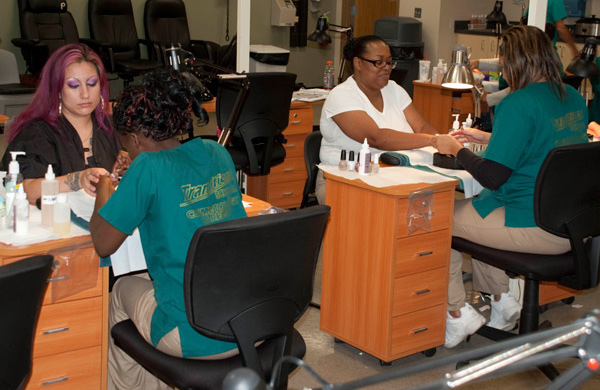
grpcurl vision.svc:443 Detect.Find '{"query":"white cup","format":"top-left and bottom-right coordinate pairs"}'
top-left (418, 60), bottom-right (431, 81)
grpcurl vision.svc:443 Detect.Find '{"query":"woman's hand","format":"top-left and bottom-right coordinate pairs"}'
top-left (433, 134), bottom-right (464, 157)
top-left (450, 128), bottom-right (491, 144)
top-left (79, 168), bottom-right (111, 197)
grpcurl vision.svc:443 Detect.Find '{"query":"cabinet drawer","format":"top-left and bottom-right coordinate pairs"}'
top-left (286, 109), bottom-right (313, 135)
top-left (395, 229), bottom-right (450, 277)
top-left (269, 156), bottom-right (307, 184)
top-left (391, 305), bottom-right (445, 355)
top-left (33, 296), bottom-right (103, 358)
top-left (268, 180), bottom-right (304, 208)
top-left (396, 190), bottom-right (453, 238)
top-left (393, 267), bottom-right (447, 316)
top-left (283, 134), bottom-right (308, 158)
top-left (28, 346), bottom-right (101, 390)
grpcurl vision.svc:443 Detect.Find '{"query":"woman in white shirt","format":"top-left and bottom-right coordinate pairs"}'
top-left (317, 35), bottom-right (438, 204)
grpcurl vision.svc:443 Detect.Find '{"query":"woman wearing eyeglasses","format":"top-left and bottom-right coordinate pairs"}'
top-left (316, 35), bottom-right (438, 204)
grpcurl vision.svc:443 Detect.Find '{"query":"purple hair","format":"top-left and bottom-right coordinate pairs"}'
top-left (8, 43), bottom-right (113, 143)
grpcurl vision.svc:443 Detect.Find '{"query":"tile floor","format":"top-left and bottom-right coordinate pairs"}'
top-left (287, 254), bottom-right (600, 390)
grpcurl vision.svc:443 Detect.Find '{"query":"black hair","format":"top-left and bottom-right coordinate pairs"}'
top-left (343, 35), bottom-right (388, 71)
top-left (112, 68), bottom-right (206, 141)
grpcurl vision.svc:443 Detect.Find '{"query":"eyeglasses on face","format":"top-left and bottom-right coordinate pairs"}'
top-left (357, 56), bottom-right (397, 69)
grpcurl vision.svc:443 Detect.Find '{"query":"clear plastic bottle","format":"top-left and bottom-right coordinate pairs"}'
top-left (372, 153), bottom-right (380, 174)
top-left (323, 61), bottom-right (334, 90)
top-left (359, 138), bottom-right (371, 176)
top-left (53, 194), bottom-right (71, 236)
top-left (41, 165), bottom-right (59, 226)
top-left (5, 151), bottom-right (25, 229)
top-left (0, 171), bottom-right (6, 229)
top-left (13, 185), bottom-right (29, 235)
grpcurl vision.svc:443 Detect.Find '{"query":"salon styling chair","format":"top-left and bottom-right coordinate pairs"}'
top-left (87, 0), bottom-right (162, 86)
top-left (452, 142), bottom-right (600, 375)
top-left (217, 72), bottom-right (296, 176)
top-left (0, 255), bottom-right (54, 390)
top-left (0, 49), bottom-right (36, 120)
top-left (11, 0), bottom-right (81, 77)
top-left (110, 205), bottom-right (330, 390)
top-left (300, 130), bottom-right (322, 208)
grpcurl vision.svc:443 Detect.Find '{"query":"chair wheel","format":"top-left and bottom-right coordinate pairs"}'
top-left (422, 348), bottom-right (436, 357)
top-left (456, 360), bottom-right (470, 370)
top-left (562, 297), bottom-right (575, 305)
top-left (379, 359), bottom-right (392, 366)
top-left (333, 337), bottom-right (344, 344)
top-left (539, 304), bottom-right (548, 314)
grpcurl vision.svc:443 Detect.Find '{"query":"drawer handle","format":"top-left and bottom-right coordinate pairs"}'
top-left (293, 113), bottom-right (298, 118)
top-left (282, 192), bottom-right (293, 196)
top-left (286, 144), bottom-right (296, 148)
top-left (283, 168), bottom-right (294, 173)
top-left (42, 376), bottom-right (69, 386)
top-left (48, 275), bottom-right (69, 282)
top-left (417, 251), bottom-right (433, 257)
top-left (291, 120), bottom-right (302, 124)
top-left (412, 327), bottom-right (429, 334)
top-left (43, 326), bottom-right (70, 335)
top-left (414, 289), bottom-right (431, 296)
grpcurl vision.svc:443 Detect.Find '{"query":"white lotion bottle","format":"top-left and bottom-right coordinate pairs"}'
top-left (41, 164), bottom-right (59, 226)
top-left (359, 138), bottom-right (371, 176)
top-left (13, 185), bottom-right (29, 235)
top-left (54, 194), bottom-right (71, 236)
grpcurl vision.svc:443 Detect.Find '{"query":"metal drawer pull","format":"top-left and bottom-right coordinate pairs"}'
top-left (283, 168), bottom-right (294, 173)
top-left (414, 289), bottom-right (431, 296)
top-left (42, 376), bottom-right (69, 386)
top-left (282, 192), bottom-right (293, 196)
top-left (417, 251), bottom-right (433, 257)
top-left (43, 327), bottom-right (70, 335)
top-left (286, 144), bottom-right (296, 148)
top-left (291, 120), bottom-right (301, 124)
top-left (47, 275), bottom-right (69, 282)
top-left (412, 327), bottom-right (428, 334)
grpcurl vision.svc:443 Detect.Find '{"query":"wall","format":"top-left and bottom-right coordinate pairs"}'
top-left (0, 0), bottom-right (339, 91)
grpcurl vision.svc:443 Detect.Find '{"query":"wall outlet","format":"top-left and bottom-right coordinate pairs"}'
top-left (415, 8), bottom-right (421, 18)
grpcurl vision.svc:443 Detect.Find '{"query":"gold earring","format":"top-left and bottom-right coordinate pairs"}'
top-left (100, 96), bottom-right (105, 110)
top-left (59, 102), bottom-right (62, 115)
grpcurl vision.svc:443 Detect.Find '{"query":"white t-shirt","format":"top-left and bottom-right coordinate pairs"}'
top-left (319, 76), bottom-right (413, 166)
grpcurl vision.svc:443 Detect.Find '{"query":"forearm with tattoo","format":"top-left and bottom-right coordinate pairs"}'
top-left (65, 172), bottom-right (81, 191)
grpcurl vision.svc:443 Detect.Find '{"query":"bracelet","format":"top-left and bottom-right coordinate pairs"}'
top-left (65, 172), bottom-right (81, 192)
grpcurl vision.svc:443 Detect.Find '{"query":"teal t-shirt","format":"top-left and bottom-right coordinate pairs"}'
top-left (524, 0), bottom-right (568, 70)
top-left (472, 82), bottom-right (588, 227)
top-left (99, 138), bottom-right (247, 357)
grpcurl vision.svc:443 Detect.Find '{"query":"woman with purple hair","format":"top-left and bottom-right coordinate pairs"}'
top-left (1, 43), bottom-right (129, 202)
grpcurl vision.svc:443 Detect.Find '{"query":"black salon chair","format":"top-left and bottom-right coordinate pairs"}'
top-left (0, 255), bottom-right (54, 390)
top-left (217, 72), bottom-right (296, 176)
top-left (143, 0), bottom-right (220, 65)
top-left (11, 0), bottom-right (80, 76)
top-left (110, 205), bottom-right (330, 390)
top-left (87, 0), bottom-right (162, 86)
top-left (300, 130), bottom-right (322, 208)
top-left (453, 142), bottom-right (600, 353)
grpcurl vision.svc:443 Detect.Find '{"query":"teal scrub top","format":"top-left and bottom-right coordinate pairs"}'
top-left (524, 0), bottom-right (569, 70)
top-left (99, 138), bottom-right (247, 357)
top-left (472, 82), bottom-right (588, 228)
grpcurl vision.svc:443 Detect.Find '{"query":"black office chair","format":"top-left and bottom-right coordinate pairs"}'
top-left (217, 72), bottom-right (297, 176)
top-left (11, 0), bottom-right (80, 76)
top-left (87, 0), bottom-right (162, 86)
top-left (453, 142), bottom-right (600, 369)
top-left (143, 0), bottom-right (220, 65)
top-left (300, 130), bottom-right (322, 208)
top-left (110, 205), bottom-right (330, 390)
top-left (0, 255), bottom-right (54, 390)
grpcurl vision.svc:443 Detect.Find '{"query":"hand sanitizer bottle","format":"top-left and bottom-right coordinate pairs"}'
top-left (13, 185), bottom-right (29, 235)
top-left (359, 138), bottom-right (371, 175)
top-left (41, 165), bottom-right (59, 226)
top-left (5, 151), bottom-right (25, 229)
top-left (465, 113), bottom-right (473, 128)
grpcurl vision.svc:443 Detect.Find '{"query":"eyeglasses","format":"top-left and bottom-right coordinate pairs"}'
top-left (357, 56), bottom-right (397, 69)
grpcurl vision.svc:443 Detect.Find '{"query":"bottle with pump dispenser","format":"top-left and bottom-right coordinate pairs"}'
top-left (5, 151), bottom-right (25, 229)
top-left (41, 164), bottom-right (59, 226)
top-left (54, 194), bottom-right (71, 236)
top-left (359, 138), bottom-right (371, 175)
top-left (465, 113), bottom-right (473, 129)
top-left (451, 114), bottom-right (460, 133)
top-left (0, 171), bottom-right (6, 228)
top-left (13, 185), bottom-right (29, 235)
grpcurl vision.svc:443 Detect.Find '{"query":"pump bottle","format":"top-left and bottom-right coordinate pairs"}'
top-left (41, 165), bottom-right (59, 226)
top-left (13, 185), bottom-right (29, 235)
top-left (5, 151), bottom-right (25, 229)
top-left (0, 171), bottom-right (6, 228)
top-left (358, 138), bottom-right (371, 176)
top-left (465, 113), bottom-right (473, 129)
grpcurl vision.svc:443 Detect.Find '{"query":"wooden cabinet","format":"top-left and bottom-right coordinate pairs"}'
top-left (320, 174), bottom-right (457, 363)
top-left (0, 236), bottom-right (108, 390)
top-left (246, 103), bottom-right (314, 209)
top-left (455, 33), bottom-right (501, 60)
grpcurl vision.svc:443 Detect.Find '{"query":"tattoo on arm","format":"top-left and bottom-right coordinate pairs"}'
top-left (65, 172), bottom-right (81, 191)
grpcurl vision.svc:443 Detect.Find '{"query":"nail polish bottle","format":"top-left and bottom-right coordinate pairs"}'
top-left (338, 150), bottom-right (348, 171)
top-left (348, 151), bottom-right (356, 171)
top-left (372, 153), bottom-right (380, 174)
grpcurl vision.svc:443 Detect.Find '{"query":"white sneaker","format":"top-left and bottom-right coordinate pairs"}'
top-left (445, 303), bottom-right (486, 348)
top-left (488, 292), bottom-right (521, 331)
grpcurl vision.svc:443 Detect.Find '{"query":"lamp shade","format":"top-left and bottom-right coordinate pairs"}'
top-left (566, 38), bottom-right (599, 79)
top-left (442, 45), bottom-right (474, 89)
top-left (487, 1), bottom-right (507, 25)
top-left (308, 15), bottom-right (332, 44)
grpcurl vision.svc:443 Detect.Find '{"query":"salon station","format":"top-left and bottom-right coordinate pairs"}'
top-left (0, 1), bottom-right (599, 390)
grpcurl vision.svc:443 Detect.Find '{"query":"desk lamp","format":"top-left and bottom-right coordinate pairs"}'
top-left (486, 1), bottom-right (507, 57)
top-left (566, 37), bottom-right (599, 106)
top-left (442, 45), bottom-right (484, 122)
top-left (308, 14), bottom-right (353, 85)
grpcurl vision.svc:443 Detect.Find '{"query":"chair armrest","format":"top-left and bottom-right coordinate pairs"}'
top-left (11, 38), bottom-right (46, 50)
top-left (80, 38), bottom-right (115, 73)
